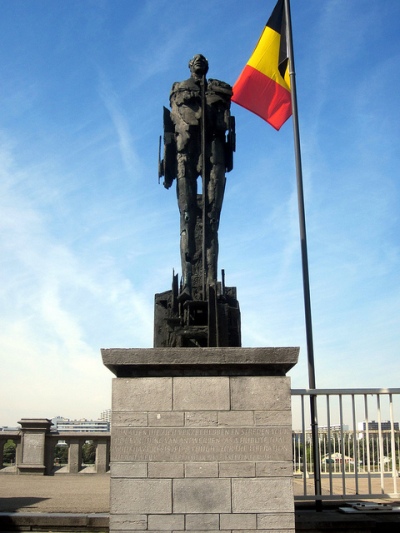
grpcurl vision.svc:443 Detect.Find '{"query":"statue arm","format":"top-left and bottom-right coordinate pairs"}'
top-left (159, 106), bottom-right (177, 188)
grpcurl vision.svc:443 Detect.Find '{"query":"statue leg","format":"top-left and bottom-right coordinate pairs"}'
top-left (176, 153), bottom-right (197, 299)
top-left (206, 138), bottom-right (226, 286)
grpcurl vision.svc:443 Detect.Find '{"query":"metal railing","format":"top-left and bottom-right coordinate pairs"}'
top-left (291, 388), bottom-right (400, 501)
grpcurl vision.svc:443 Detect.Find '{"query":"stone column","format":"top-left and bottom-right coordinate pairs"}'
top-left (96, 438), bottom-right (110, 474)
top-left (103, 347), bottom-right (298, 533)
top-left (17, 418), bottom-right (53, 475)
top-left (68, 438), bottom-right (82, 474)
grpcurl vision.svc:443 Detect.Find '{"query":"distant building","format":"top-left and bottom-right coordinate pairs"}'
top-left (357, 420), bottom-right (399, 438)
top-left (317, 424), bottom-right (349, 432)
top-left (100, 409), bottom-right (111, 422)
top-left (51, 416), bottom-right (110, 433)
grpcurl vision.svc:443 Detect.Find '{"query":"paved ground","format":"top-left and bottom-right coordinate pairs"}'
top-left (0, 473), bottom-right (110, 513)
top-left (1, 471), bottom-right (399, 514)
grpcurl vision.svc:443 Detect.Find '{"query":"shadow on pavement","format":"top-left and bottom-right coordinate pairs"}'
top-left (0, 496), bottom-right (49, 512)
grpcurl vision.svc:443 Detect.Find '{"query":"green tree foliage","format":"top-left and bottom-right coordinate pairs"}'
top-left (3, 440), bottom-right (16, 465)
top-left (82, 441), bottom-right (96, 464)
top-left (54, 444), bottom-right (68, 465)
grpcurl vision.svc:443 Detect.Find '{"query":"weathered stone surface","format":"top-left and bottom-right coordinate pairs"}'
top-left (219, 461), bottom-right (255, 478)
top-left (185, 411), bottom-right (218, 427)
top-left (232, 478), bottom-right (294, 513)
top-left (173, 479), bottom-right (231, 513)
top-left (148, 462), bottom-right (184, 478)
top-left (185, 462), bottom-right (218, 478)
top-left (109, 514), bottom-right (147, 531)
top-left (112, 412), bottom-right (148, 427)
top-left (173, 377), bottom-right (230, 411)
top-left (255, 461), bottom-right (293, 477)
top-left (102, 347), bottom-right (299, 377)
top-left (147, 514), bottom-right (184, 530)
top-left (111, 462), bottom-right (147, 478)
top-left (185, 513), bottom-right (220, 530)
top-left (112, 378), bottom-right (172, 411)
top-left (255, 410), bottom-right (292, 426)
top-left (257, 512), bottom-right (295, 529)
top-left (218, 411), bottom-right (254, 427)
top-left (220, 513), bottom-right (257, 530)
top-left (230, 377), bottom-right (291, 411)
top-left (111, 479), bottom-right (172, 514)
top-left (148, 412), bottom-right (184, 427)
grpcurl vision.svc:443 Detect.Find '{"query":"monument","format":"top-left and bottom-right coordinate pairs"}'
top-left (103, 55), bottom-right (298, 533)
top-left (155, 54), bottom-right (240, 348)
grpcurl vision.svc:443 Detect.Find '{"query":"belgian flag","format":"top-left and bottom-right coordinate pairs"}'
top-left (232, 0), bottom-right (292, 130)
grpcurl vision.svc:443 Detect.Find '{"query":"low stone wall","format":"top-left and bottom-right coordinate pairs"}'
top-left (0, 420), bottom-right (110, 475)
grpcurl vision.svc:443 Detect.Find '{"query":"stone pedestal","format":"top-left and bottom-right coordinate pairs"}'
top-left (17, 418), bottom-right (53, 475)
top-left (102, 347), bottom-right (298, 533)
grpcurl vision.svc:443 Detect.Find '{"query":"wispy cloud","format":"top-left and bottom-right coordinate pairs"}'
top-left (97, 74), bottom-right (142, 177)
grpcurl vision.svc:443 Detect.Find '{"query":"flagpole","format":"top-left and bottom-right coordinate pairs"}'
top-left (283, 0), bottom-right (322, 508)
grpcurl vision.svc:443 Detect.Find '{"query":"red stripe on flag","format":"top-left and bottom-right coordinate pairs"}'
top-left (232, 65), bottom-right (291, 130)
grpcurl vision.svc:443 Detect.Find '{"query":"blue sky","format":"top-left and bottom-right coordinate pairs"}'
top-left (1, 0), bottom-right (399, 427)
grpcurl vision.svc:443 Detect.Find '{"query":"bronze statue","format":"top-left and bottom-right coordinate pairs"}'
top-left (160, 54), bottom-right (235, 302)
top-left (156, 55), bottom-right (240, 348)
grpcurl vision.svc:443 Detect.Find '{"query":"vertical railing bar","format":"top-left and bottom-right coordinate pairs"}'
top-left (301, 394), bottom-right (307, 495)
top-left (339, 394), bottom-right (346, 495)
top-left (351, 394), bottom-right (359, 494)
top-left (327, 394), bottom-right (333, 495)
top-left (389, 393), bottom-right (398, 494)
top-left (364, 394), bottom-right (372, 494)
top-left (377, 394), bottom-right (385, 494)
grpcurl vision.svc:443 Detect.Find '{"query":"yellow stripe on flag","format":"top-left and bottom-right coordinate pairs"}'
top-left (247, 26), bottom-right (290, 92)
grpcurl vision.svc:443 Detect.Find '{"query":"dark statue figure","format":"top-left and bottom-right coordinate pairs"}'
top-left (155, 55), bottom-right (241, 348)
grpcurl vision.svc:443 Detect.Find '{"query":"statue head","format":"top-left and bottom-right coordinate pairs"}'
top-left (188, 54), bottom-right (209, 79)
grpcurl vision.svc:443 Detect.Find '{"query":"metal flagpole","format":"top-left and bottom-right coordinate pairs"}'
top-left (283, 0), bottom-right (322, 509)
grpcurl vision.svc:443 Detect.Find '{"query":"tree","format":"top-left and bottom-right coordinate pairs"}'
top-left (3, 440), bottom-right (16, 465)
top-left (82, 441), bottom-right (96, 464)
top-left (54, 444), bottom-right (68, 465)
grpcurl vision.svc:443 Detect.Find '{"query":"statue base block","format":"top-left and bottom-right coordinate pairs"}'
top-left (102, 347), bottom-right (298, 533)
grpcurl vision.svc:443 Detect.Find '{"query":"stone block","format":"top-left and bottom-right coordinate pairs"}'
top-left (257, 512), bottom-right (295, 530)
top-left (255, 411), bottom-right (292, 426)
top-left (113, 378), bottom-right (172, 411)
top-left (185, 514), bottom-right (220, 530)
top-left (230, 377), bottom-right (291, 411)
top-left (148, 411), bottom-right (184, 426)
top-left (232, 478), bottom-right (294, 513)
top-left (185, 462), bottom-right (218, 478)
top-left (111, 479), bottom-right (172, 514)
top-left (148, 514), bottom-right (184, 530)
top-left (109, 514), bottom-right (147, 531)
top-left (256, 461), bottom-right (293, 477)
top-left (112, 412), bottom-right (148, 427)
top-left (173, 377), bottom-right (230, 411)
top-left (185, 411), bottom-right (218, 427)
top-left (173, 478), bottom-right (231, 513)
top-left (220, 513), bottom-right (257, 530)
top-left (148, 462), bottom-right (184, 478)
top-left (219, 462), bottom-right (255, 478)
top-left (218, 411), bottom-right (254, 427)
top-left (111, 462), bottom-right (148, 478)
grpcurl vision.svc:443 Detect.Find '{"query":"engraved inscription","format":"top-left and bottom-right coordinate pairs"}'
top-left (112, 427), bottom-right (289, 462)
top-left (22, 433), bottom-right (43, 464)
